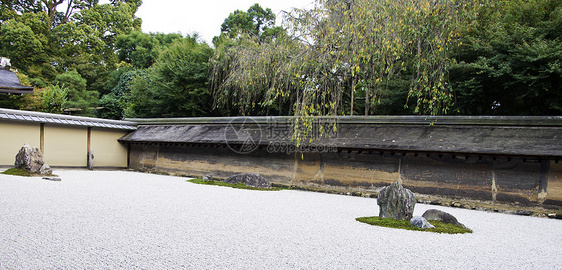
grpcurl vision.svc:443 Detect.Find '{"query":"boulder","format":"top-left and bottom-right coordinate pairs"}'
top-left (422, 209), bottom-right (465, 227)
top-left (410, 216), bottom-right (435, 229)
top-left (377, 181), bottom-right (416, 220)
top-left (202, 174), bottom-right (212, 181)
top-left (14, 143), bottom-right (45, 173)
top-left (223, 173), bottom-right (271, 189)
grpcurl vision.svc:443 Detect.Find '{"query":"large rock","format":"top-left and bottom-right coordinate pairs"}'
top-left (14, 143), bottom-right (45, 173)
top-left (223, 173), bottom-right (271, 189)
top-left (422, 209), bottom-right (465, 227)
top-left (377, 181), bottom-right (416, 220)
top-left (410, 216), bottom-right (435, 229)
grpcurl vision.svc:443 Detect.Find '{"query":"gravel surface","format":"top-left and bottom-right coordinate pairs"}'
top-left (1, 170), bottom-right (561, 269)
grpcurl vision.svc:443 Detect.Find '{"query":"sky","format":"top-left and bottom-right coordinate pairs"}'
top-left (135, 0), bottom-right (315, 45)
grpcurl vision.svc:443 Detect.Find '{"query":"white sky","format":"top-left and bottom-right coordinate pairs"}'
top-left (135, 0), bottom-right (315, 45)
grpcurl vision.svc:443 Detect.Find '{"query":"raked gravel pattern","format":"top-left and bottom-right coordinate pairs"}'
top-left (0, 170), bottom-right (561, 269)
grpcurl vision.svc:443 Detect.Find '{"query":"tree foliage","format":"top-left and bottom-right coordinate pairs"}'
top-left (126, 36), bottom-right (214, 118)
top-left (451, 0), bottom-right (562, 115)
top-left (211, 0), bottom-right (471, 119)
top-left (214, 3), bottom-right (283, 45)
top-left (1, 0), bottom-right (560, 120)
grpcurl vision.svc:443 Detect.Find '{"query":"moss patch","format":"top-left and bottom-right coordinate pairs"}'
top-left (1, 168), bottom-right (34, 176)
top-left (356, 216), bottom-right (472, 234)
top-left (187, 179), bottom-right (282, 191)
top-left (1, 168), bottom-right (56, 177)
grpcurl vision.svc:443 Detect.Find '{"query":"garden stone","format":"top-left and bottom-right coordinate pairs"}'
top-left (410, 216), bottom-right (434, 229)
top-left (15, 143), bottom-right (45, 173)
top-left (43, 177), bottom-right (61, 182)
top-left (39, 164), bottom-right (52, 175)
top-left (422, 209), bottom-right (465, 227)
top-left (87, 150), bottom-right (94, 170)
top-left (377, 181), bottom-right (416, 220)
top-left (223, 173), bottom-right (271, 189)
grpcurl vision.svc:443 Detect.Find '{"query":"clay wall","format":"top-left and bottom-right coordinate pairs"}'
top-left (128, 143), bottom-right (562, 207)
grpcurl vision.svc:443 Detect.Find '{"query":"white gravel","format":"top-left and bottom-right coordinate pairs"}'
top-left (1, 170), bottom-right (561, 269)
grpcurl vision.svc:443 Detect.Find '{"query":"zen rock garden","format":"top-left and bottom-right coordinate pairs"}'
top-left (377, 181), bottom-right (466, 230)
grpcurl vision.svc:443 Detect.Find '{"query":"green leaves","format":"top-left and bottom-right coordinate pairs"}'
top-left (451, 0), bottom-right (562, 115)
top-left (125, 37), bottom-right (214, 118)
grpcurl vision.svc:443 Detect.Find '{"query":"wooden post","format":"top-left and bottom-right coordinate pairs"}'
top-left (40, 123), bottom-right (45, 153)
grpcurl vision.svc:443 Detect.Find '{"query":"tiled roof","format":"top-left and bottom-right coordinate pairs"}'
top-left (0, 108), bottom-right (137, 130)
top-left (120, 116), bottom-right (562, 158)
top-left (0, 70), bottom-right (33, 94)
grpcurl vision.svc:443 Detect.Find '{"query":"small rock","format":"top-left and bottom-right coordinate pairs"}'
top-left (515, 210), bottom-right (533, 216)
top-left (39, 164), bottom-right (52, 175)
top-left (202, 174), bottom-right (212, 181)
top-left (43, 177), bottom-right (61, 182)
top-left (422, 209), bottom-right (465, 227)
top-left (223, 173), bottom-right (271, 189)
top-left (410, 216), bottom-right (434, 229)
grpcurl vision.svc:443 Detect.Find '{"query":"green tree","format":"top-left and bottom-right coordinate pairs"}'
top-left (0, 12), bottom-right (51, 71)
top-left (127, 36), bottom-right (214, 117)
top-left (211, 0), bottom-right (470, 119)
top-left (116, 31), bottom-right (160, 69)
top-left (451, 0), bottom-right (562, 115)
top-left (98, 68), bottom-right (142, 119)
top-left (214, 3), bottom-right (283, 45)
top-left (40, 85), bottom-right (68, 113)
top-left (54, 69), bottom-right (98, 115)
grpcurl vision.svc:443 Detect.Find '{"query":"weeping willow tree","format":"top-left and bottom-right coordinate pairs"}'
top-left (211, 0), bottom-right (474, 141)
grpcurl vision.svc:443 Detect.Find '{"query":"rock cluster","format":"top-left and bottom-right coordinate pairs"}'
top-left (223, 173), bottom-right (271, 189)
top-left (14, 143), bottom-right (52, 175)
top-left (377, 181), bottom-right (416, 220)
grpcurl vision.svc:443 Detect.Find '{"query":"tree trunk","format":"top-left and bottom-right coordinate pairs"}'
top-left (350, 79), bottom-right (355, 116)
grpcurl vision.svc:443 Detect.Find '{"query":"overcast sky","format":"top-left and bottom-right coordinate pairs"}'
top-left (135, 0), bottom-right (314, 45)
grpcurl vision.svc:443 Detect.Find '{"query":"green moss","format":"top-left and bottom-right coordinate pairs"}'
top-left (356, 216), bottom-right (472, 234)
top-left (1, 168), bottom-right (33, 176)
top-left (187, 179), bottom-right (282, 191)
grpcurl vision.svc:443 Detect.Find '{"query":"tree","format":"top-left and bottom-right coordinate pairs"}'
top-left (116, 31), bottom-right (160, 69)
top-left (0, 12), bottom-right (51, 71)
top-left (211, 0), bottom-right (470, 119)
top-left (215, 3), bottom-right (283, 45)
top-left (98, 68), bottom-right (141, 119)
top-left (54, 69), bottom-right (98, 115)
top-left (451, 0), bottom-right (562, 115)
top-left (39, 85), bottom-right (68, 113)
top-left (126, 36), bottom-right (214, 117)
